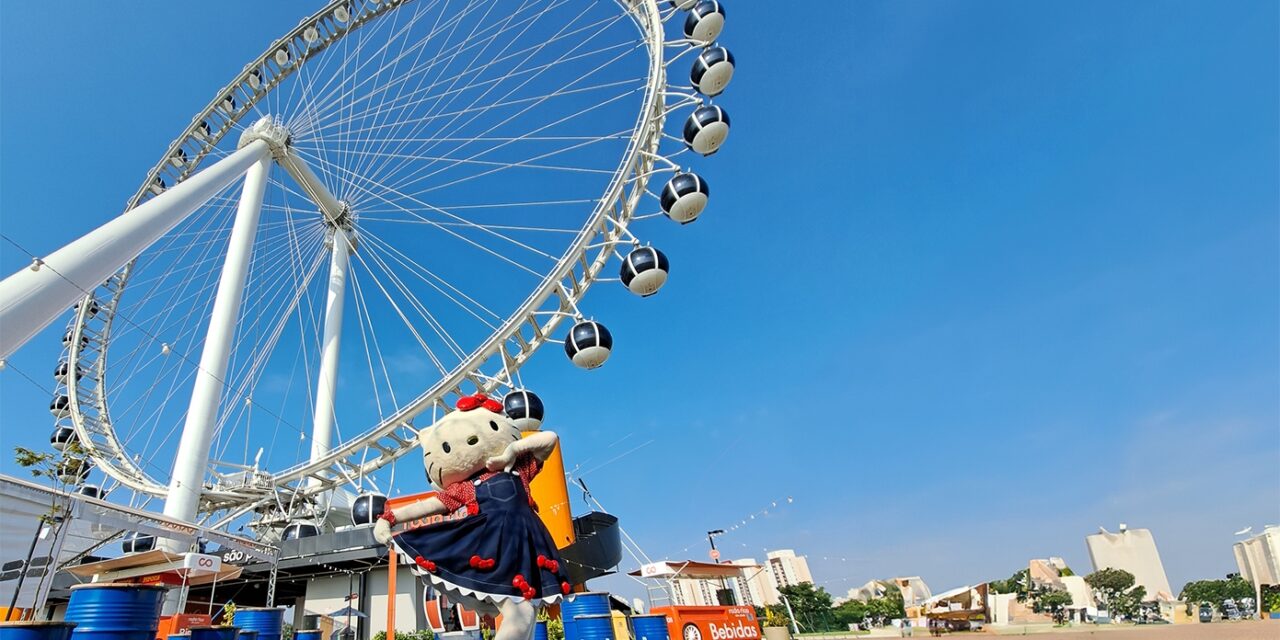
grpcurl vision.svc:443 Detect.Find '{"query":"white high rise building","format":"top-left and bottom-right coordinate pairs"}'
top-left (666, 550), bottom-right (814, 608)
top-left (766, 549), bottom-right (813, 590)
top-left (729, 558), bottom-right (780, 607)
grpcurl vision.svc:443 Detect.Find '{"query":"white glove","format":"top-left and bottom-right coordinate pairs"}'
top-left (374, 518), bottom-right (393, 545)
top-left (486, 446), bottom-right (517, 472)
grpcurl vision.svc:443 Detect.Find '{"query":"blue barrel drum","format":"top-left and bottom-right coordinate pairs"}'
top-left (0, 622), bottom-right (77, 640)
top-left (533, 621), bottom-right (548, 640)
top-left (65, 584), bottom-right (166, 640)
top-left (631, 615), bottom-right (669, 640)
top-left (560, 592), bottom-right (609, 640)
top-left (233, 609), bottom-right (284, 640)
top-left (573, 615), bottom-right (614, 640)
top-left (188, 628), bottom-right (237, 640)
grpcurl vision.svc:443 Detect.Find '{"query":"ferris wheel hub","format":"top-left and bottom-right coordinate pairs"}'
top-left (238, 116), bottom-right (292, 155)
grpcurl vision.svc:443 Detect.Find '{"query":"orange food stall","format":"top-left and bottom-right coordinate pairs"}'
top-left (630, 561), bottom-right (762, 640)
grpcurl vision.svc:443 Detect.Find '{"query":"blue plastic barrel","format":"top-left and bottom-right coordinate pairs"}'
top-left (189, 628), bottom-right (237, 640)
top-left (0, 622), bottom-right (77, 640)
top-left (233, 609), bottom-right (283, 640)
top-left (66, 584), bottom-right (166, 640)
top-left (573, 615), bottom-right (613, 640)
top-left (167, 634), bottom-right (189, 640)
top-left (237, 631), bottom-right (257, 640)
top-left (292, 631), bottom-right (320, 640)
top-left (560, 592), bottom-right (609, 640)
top-left (533, 621), bottom-right (547, 640)
top-left (630, 615), bottom-right (668, 640)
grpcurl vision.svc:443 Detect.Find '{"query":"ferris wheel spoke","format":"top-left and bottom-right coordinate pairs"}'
top-left (212, 248), bottom-right (330, 464)
top-left (342, 0), bottom-right (525, 187)
top-left (297, 0), bottom-right (488, 131)
top-left (306, 37), bottom-right (634, 151)
top-left (389, 125), bottom-right (633, 199)
top-left (355, 227), bottom-right (505, 326)
top-left (358, 217), bottom-right (581, 234)
top-left (298, 146), bottom-right (617, 175)
top-left (347, 5), bottom-right (629, 195)
top-left (346, 248), bottom-right (451, 375)
top-left (301, 0), bottom-right (541, 136)
top-left (355, 244), bottom-right (471, 364)
top-left (310, 74), bottom-right (643, 146)
top-left (363, 23), bottom-right (638, 192)
top-left (373, 57), bottom-right (641, 198)
top-left (291, 148), bottom-right (560, 267)
top-left (353, 198), bottom-right (595, 214)
top-left (348, 268), bottom-right (394, 420)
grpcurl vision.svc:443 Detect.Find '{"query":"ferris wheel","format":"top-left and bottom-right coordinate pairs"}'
top-left (30, 0), bottom-right (737, 535)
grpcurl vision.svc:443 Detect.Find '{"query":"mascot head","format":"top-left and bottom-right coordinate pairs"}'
top-left (418, 394), bottom-right (522, 489)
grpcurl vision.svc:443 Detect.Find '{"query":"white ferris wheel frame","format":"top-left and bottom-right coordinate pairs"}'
top-left (4, 0), bottom-right (698, 527)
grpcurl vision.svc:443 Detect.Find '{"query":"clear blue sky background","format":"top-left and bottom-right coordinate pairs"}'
top-left (2, 1), bottom-right (1277, 600)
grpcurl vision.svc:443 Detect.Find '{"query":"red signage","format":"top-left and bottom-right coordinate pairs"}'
top-left (654, 606), bottom-right (759, 640)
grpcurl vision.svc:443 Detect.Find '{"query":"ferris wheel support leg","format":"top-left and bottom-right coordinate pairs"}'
top-left (161, 155), bottom-right (272, 540)
top-left (0, 140), bottom-right (272, 360)
top-left (308, 225), bottom-right (352, 486)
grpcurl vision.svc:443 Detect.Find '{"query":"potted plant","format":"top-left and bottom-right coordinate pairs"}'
top-left (761, 608), bottom-right (790, 640)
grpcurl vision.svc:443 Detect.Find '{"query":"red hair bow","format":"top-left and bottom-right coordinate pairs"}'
top-left (457, 393), bottom-right (502, 413)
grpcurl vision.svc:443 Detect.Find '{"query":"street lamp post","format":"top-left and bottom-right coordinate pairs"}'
top-left (707, 529), bottom-right (732, 605)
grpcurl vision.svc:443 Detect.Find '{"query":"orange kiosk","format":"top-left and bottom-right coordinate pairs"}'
top-left (630, 561), bottom-right (762, 640)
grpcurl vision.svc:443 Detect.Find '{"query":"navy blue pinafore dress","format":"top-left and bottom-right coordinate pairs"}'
top-left (393, 468), bottom-right (569, 607)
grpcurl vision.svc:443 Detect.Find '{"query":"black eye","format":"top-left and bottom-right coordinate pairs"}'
top-left (442, 442), bottom-right (451, 453)
top-left (490, 421), bottom-right (500, 431)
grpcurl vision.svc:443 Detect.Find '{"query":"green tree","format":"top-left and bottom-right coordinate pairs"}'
top-left (989, 569), bottom-right (1029, 597)
top-left (832, 599), bottom-right (868, 627)
top-left (1180, 576), bottom-right (1255, 614)
top-left (778, 583), bottom-right (836, 631)
top-left (1085, 568), bottom-right (1145, 620)
top-left (1030, 588), bottom-right (1073, 625)
top-left (7, 442), bottom-right (91, 621)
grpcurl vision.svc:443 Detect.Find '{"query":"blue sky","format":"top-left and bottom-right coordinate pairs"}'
top-left (2, 0), bottom-right (1277, 601)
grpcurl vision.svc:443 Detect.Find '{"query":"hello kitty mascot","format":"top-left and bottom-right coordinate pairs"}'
top-left (373, 393), bottom-right (569, 640)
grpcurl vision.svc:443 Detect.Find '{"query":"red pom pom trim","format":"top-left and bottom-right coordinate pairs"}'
top-left (378, 511), bottom-right (397, 526)
top-left (414, 556), bottom-right (437, 572)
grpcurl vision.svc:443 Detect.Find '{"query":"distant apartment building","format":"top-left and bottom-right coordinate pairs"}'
top-left (766, 549), bottom-right (813, 590)
top-left (1085, 524), bottom-right (1174, 602)
top-left (729, 558), bottom-right (780, 607)
top-left (674, 550), bottom-right (813, 607)
top-left (1234, 525), bottom-right (1280, 591)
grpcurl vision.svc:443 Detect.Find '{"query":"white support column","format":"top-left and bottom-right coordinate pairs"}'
top-left (308, 226), bottom-right (351, 484)
top-left (161, 155), bottom-right (271, 528)
top-left (0, 140), bottom-right (272, 360)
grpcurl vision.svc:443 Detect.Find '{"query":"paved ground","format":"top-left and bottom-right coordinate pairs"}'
top-left (986, 621), bottom-right (1276, 638)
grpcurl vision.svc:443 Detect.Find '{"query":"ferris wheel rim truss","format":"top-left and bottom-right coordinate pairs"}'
top-left (53, 0), bottom-right (723, 526)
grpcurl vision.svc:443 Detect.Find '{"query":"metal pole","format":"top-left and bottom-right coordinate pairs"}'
top-left (309, 226), bottom-right (352, 482)
top-left (386, 546), bottom-right (397, 640)
top-left (0, 140), bottom-right (271, 359)
top-left (780, 594), bottom-right (799, 635)
top-left (162, 155), bottom-right (271, 528)
top-left (4, 519), bottom-right (45, 620)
